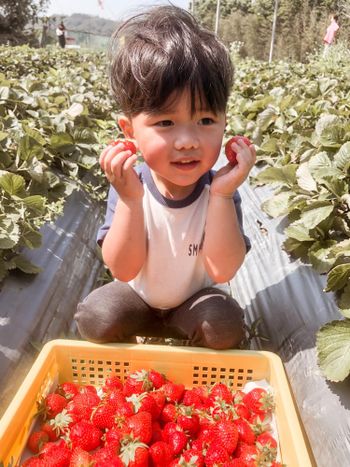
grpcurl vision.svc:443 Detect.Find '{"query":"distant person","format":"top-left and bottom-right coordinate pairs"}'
top-left (323, 14), bottom-right (339, 54)
top-left (56, 21), bottom-right (66, 48)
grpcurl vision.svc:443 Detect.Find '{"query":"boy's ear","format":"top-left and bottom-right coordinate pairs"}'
top-left (118, 116), bottom-right (134, 138)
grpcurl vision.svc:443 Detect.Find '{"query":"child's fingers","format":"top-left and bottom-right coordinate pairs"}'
top-left (101, 148), bottom-right (134, 182)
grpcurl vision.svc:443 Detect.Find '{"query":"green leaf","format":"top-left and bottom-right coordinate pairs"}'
top-left (13, 255), bottom-right (41, 274)
top-left (308, 240), bottom-right (337, 274)
top-left (254, 165), bottom-right (297, 187)
top-left (284, 223), bottom-right (314, 241)
top-left (261, 191), bottom-right (291, 218)
top-left (296, 163), bottom-right (317, 192)
top-left (0, 217), bottom-right (20, 249)
top-left (0, 172), bottom-right (26, 196)
top-left (338, 283), bottom-right (350, 318)
top-left (256, 105), bottom-right (279, 131)
top-left (316, 319), bottom-right (350, 382)
top-left (299, 204), bottom-right (334, 230)
top-left (325, 264), bottom-right (350, 292)
top-left (50, 133), bottom-right (75, 152)
top-left (22, 195), bottom-right (46, 214)
top-left (334, 142), bottom-right (350, 171)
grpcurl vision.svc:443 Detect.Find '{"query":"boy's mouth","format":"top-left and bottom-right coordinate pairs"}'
top-left (171, 159), bottom-right (199, 170)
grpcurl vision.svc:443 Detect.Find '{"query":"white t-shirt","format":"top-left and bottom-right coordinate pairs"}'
top-left (97, 164), bottom-right (250, 309)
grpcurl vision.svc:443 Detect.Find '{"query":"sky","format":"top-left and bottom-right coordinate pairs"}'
top-left (44, 0), bottom-right (190, 21)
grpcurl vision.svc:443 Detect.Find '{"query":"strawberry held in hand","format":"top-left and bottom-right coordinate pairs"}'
top-left (225, 135), bottom-right (252, 165)
top-left (110, 139), bottom-right (137, 154)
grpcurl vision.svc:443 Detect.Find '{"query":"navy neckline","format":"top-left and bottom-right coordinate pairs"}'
top-left (141, 164), bottom-right (211, 208)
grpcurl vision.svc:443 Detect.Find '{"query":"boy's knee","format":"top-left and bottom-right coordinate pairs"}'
top-left (74, 301), bottom-right (113, 343)
top-left (199, 319), bottom-right (245, 350)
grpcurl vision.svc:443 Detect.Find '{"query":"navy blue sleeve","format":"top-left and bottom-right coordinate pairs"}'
top-left (233, 190), bottom-right (251, 253)
top-left (96, 186), bottom-right (118, 247)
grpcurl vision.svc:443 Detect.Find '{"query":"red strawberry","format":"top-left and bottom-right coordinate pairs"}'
top-left (27, 430), bottom-right (49, 454)
top-left (236, 443), bottom-right (259, 465)
top-left (167, 428), bottom-right (188, 456)
top-left (182, 389), bottom-right (203, 409)
top-left (223, 460), bottom-right (246, 467)
top-left (149, 440), bottom-right (173, 466)
top-left (150, 390), bottom-right (166, 413)
top-left (233, 403), bottom-right (250, 420)
top-left (110, 139), bottom-right (137, 154)
top-left (42, 393), bottom-right (67, 418)
top-left (211, 419), bottom-right (239, 454)
top-left (162, 382), bottom-right (185, 403)
top-left (92, 442), bottom-right (122, 465)
top-left (126, 411), bottom-right (153, 444)
top-left (69, 446), bottom-right (94, 467)
top-left (256, 431), bottom-right (277, 448)
top-left (127, 392), bottom-right (160, 420)
top-left (123, 369), bottom-right (153, 396)
top-left (91, 403), bottom-right (116, 430)
top-left (58, 382), bottom-right (79, 399)
top-left (103, 374), bottom-right (123, 392)
top-left (177, 411), bottom-right (200, 437)
top-left (69, 420), bottom-right (102, 451)
top-left (40, 443), bottom-right (72, 467)
top-left (67, 391), bottom-right (100, 421)
top-left (120, 440), bottom-right (149, 467)
top-left (204, 443), bottom-right (230, 466)
top-left (225, 136), bottom-right (252, 165)
top-left (40, 421), bottom-right (59, 442)
top-left (148, 369), bottom-right (166, 389)
top-left (256, 431), bottom-right (278, 462)
top-left (234, 418), bottom-right (255, 445)
top-left (243, 388), bottom-right (274, 415)
top-left (209, 382), bottom-right (233, 404)
top-left (181, 448), bottom-right (205, 466)
top-left (105, 426), bottom-right (123, 446)
top-left (161, 402), bottom-right (178, 423)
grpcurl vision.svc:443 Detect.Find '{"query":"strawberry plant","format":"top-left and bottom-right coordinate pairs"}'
top-left (226, 56), bottom-right (350, 382)
top-left (0, 46), bottom-right (120, 282)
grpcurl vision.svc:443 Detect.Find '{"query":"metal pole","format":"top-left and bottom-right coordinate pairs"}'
top-left (269, 0), bottom-right (278, 62)
top-left (215, 0), bottom-right (221, 34)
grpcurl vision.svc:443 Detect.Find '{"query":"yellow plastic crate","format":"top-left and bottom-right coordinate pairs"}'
top-left (0, 339), bottom-right (314, 467)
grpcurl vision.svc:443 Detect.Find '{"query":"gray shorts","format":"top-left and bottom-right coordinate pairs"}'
top-left (75, 281), bottom-right (245, 350)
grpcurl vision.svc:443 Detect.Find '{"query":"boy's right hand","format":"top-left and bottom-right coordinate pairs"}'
top-left (99, 140), bottom-right (144, 202)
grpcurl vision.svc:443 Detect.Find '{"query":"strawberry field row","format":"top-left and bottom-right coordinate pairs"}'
top-left (227, 48), bottom-right (350, 382)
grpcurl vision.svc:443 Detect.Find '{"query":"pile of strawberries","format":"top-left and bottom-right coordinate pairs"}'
top-left (21, 368), bottom-right (282, 467)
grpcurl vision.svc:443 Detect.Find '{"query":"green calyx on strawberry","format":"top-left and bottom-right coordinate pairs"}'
top-left (110, 139), bottom-right (137, 154)
top-left (225, 135), bottom-right (252, 165)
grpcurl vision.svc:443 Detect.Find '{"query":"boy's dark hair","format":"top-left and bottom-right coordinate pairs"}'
top-left (109, 6), bottom-right (233, 116)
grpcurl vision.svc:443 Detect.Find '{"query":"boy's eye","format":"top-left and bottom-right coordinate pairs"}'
top-left (155, 120), bottom-right (173, 127)
top-left (199, 117), bottom-right (215, 125)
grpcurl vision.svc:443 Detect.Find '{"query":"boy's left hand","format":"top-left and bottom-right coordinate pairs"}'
top-left (211, 139), bottom-right (256, 197)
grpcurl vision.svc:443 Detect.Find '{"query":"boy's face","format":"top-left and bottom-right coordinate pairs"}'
top-left (119, 89), bottom-right (226, 197)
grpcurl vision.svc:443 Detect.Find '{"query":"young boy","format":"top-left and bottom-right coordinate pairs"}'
top-left (75, 6), bottom-right (256, 349)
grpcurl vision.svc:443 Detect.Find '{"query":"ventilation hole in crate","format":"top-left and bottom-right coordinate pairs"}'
top-left (247, 369), bottom-right (253, 374)
top-left (238, 368), bottom-right (244, 373)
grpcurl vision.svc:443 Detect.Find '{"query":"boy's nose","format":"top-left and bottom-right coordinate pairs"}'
top-left (174, 130), bottom-right (200, 151)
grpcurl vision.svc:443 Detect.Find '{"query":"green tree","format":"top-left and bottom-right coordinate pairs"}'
top-left (0, 0), bottom-right (49, 45)
top-left (195, 0), bottom-right (349, 62)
